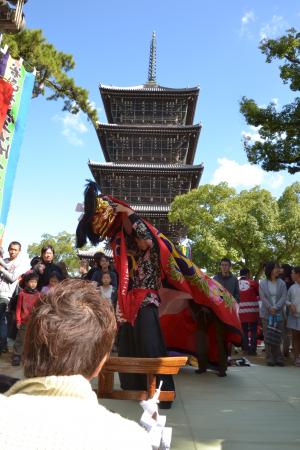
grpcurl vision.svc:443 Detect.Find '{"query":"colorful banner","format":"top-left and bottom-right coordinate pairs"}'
top-left (0, 52), bottom-right (35, 240)
top-left (179, 241), bottom-right (192, 259)
top-left (0, 78), bottom-right (13, 132)
top-left (0, 51), bottom-right (9, 77)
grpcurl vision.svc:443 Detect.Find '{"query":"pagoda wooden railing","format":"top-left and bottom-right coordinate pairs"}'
top-left (96, 356), bottom-right (187, 401)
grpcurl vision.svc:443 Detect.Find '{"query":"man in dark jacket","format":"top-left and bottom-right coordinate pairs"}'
top-left (214, 258), bottom-right (240, 303)
top-left (213, 258), bottom-right (240, 367)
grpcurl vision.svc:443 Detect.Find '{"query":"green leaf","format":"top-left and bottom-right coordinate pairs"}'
top-left (3, 29), bottom-right (99, 127)
top-left (240, 28), bottom-right (300, 174)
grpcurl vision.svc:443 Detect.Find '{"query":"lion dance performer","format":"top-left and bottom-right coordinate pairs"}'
top-left (76, 182), bottom-right (242, 407)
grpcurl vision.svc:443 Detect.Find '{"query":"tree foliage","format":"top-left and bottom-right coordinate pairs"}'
top-left (277, 182), bottom-right (300, 264)
top-left (240, 28), bottom-right (300, 174)
top-left (169, 183), bottom-right (299, 277)
top-left (3, 29), bottom-right (99, 127)
top-left (27, 231), bottom-right (85, 275)
top-left (169, 183), bottom-right (237, 271)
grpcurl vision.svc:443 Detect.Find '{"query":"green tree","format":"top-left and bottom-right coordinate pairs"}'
top-left (240, 28), bottom-right (300, 174)
top-left (169, 184), bottom-right (286, 277)
top-left (3, 29), bottom-right (99, 127)
top-left (221, 187), bottom-right (279, 276)
top-left (27, 231), bottom-right (86, 276)
top-left (277, 182), bottom-right (300, 264)
top-left (169, 183), bottom-right (236, 272)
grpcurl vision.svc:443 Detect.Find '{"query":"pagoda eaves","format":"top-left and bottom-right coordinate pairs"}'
top-left (100, 84), bottom-right (199, 126)
top-left (96, 122), bottom-right (202, 165)
top-left (100, 83), bottom-right (199, 93)
top-left (89, 160), bottom-right (203, 206)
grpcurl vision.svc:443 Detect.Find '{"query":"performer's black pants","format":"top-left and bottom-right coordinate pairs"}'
top-left (189, 301), bottom-right (227, 373)
top-left (118, 304), bottom-right (175, 392)
top-left (197, 315), bottom-right (227, 373)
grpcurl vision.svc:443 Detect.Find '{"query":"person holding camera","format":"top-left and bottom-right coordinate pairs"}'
top-left (0, 241), bottom-right (28, 354)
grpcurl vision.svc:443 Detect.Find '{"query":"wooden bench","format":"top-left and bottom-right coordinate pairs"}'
top-left (97, 356), bottom-right (187, 401)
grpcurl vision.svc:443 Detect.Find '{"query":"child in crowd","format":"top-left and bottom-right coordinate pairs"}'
top-left (287, 266), bottom-right (300, 367)
top-left (12, 272), bottom-right (41, 366)
top-left (99, 273), bottom-right (118, 353)
top-left (92, 254), bottom-right (118, 288)
top-left (41, 271), bottom-right (62, 295)
top-left (99, 272), bottom-right (117, 309)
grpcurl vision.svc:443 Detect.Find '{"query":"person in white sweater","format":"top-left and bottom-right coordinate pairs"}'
top-left (0, 279), bottom-right (151, 450)
top-left (287, 266), bottom-right (300, 366)
top-left (0, 241), bottom-right (28, 353)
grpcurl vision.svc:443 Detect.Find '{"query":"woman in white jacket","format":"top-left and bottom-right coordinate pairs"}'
top-left (259, 261), bottom-right (287, 367)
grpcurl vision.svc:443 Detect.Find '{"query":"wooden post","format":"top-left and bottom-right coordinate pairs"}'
top-left (147, 373), bottom-right (156, 398)
top-left (98, 371), bottom-right (113, 397)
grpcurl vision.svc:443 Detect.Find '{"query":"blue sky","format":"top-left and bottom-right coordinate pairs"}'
top-left (3, 0), bottom-right (300, 255)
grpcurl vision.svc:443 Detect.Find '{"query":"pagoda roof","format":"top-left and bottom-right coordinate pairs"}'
top-left (77, 248), bottom-right (113, 260)
top-left (100, 83), bottom-right (199, 125)
top-left (89, 161), bottom-right (203, 173)
top-left (100, 83), bottom-right (199, 94)
top-left (97, 123), bottom-right (201, 164)
top-left (97, 123), bottom-right (201, 132)
top-left (89, 161), bottom-right (203, 190)
top-left (130, 204), bottom-right (170, 212)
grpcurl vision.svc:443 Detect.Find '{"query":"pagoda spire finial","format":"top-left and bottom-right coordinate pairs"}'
top-left (147, 31), bottom-right (157, 84)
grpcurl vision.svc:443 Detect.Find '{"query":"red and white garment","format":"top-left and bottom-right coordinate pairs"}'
top-left (238, 277), bottom-right (259, 323)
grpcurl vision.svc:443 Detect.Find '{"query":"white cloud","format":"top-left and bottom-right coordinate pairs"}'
top-left (259, 15), bottom-right (288, 40)
top-left (61, 128), bottom-right (85, 146)
top-left (240, 11), bottom-right (255, 37)
top-left (242, 11), bottom-right (255, 25)
top-left (62, 113), bottom-right (88, 133)
top-left (257, 97), bottom-right (280, 110)
top-left (268, 174), bottom-right (284, 189)
top-left (241, 125), bottom-right (264, 144)
top-left (212, 158), bottom-right (263, 187)
top-left (211, 158), bottom-right (284, 190)
top-left (53, 112), bottom-right (88, 146)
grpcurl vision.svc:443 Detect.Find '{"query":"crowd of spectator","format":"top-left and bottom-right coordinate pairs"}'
top-left (0, 242), bottom-right (119, 367)
top-left (0, 237), bottom-right (299, 449)
top-left (0, 239), bottom-right (299, 372)
top-left (191, 258), bottom-right (300, 373)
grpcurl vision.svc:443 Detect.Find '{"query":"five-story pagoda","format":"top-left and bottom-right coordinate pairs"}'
top-left (89, 32), bottom-right (203, 241)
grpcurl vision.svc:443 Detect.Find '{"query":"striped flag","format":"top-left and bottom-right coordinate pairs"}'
top-left (0, 78), bottom-right (13, 132)
top-left (0, 51), bottom-right (35, 241)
